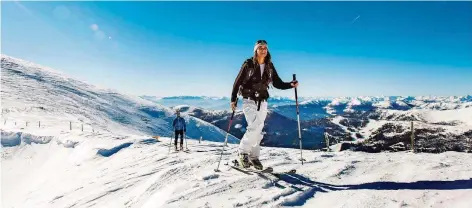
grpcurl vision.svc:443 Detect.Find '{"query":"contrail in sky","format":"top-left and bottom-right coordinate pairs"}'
top-left (351, 15), bottom-right (360, 23)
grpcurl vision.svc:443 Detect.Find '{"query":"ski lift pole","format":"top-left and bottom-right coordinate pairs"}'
top-left (215, 98), bottom-right (238, 172)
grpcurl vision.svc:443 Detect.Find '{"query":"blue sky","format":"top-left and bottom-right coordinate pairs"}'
top-left (2, 1), bottom-right (471, 98)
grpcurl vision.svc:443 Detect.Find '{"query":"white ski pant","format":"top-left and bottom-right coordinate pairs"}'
top-left (239, 98), bottom-right (268, 159)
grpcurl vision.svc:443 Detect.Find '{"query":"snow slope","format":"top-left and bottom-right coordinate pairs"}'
top-left (0, 54), bottom-right (239, 144)
top-left (2, 134), bottom-right (472, 208)
top-left (420, 107), bottom-right (472, 126)
top-left (358, 107), bottom-right (472, 139)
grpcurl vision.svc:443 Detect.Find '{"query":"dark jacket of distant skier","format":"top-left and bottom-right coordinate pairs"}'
top-left (230, 39), bottom-right (298, 170)
top-left (173, 116), bottom-right (186, 132)
top-left (173, 112), bottom-right (186, 148)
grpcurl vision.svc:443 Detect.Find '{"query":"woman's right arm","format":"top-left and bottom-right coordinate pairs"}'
top-left (230, 60), bottom-right (248, 103)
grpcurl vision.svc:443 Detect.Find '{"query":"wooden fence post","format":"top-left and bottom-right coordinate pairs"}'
top-left (325, 132), bottom-right (330, 151)
top-left (411, 121), bottom-right (415, 153)
top-left (468, 136), bottom-right (471, 153)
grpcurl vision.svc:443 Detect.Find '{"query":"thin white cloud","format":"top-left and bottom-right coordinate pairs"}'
top-left (13, 0), bottom-right (35, 17)
top-left (90, 24), bottom-right (99, 31)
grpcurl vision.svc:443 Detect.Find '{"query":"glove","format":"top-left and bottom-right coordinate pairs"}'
top-left (290, 80), bottom-right (299, 88)
top-left (230, 102), bottom-right (237, 111)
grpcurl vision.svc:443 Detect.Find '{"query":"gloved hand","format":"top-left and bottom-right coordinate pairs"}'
top-left (291, 80), bottom-right (299, 88)
top-left (230, 102), bottom-right (237, 111)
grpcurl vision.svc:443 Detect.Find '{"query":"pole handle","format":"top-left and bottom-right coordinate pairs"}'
top-left (293, 74), bottom-right (299, 114)
top-left (230, 97), bottom-right (238, 120)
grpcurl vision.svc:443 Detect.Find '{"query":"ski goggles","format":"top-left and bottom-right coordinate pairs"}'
top-left (256, 40), bottom-right (267, 44)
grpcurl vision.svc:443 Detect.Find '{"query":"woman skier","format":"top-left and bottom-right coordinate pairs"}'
top-left (230, 40), bottom-right (299, 170)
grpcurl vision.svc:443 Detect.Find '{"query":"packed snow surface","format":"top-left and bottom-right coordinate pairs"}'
top-left (2, 133), bottom-right (472, 208)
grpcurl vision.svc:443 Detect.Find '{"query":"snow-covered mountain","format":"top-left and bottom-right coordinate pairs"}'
top-left (143, 95), bottom-right (472, 121)
top-left (147, 93), bottom-right (471, 153)
top-left (0, 54), bottom-right (239, 144)
top-left (342, 107), bottom-right (472, 153)
top-left (175, 104), bottom-right (345, 150)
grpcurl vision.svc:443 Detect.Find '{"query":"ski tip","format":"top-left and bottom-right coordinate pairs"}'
top-left (259, 167), bottom-right (273, 173)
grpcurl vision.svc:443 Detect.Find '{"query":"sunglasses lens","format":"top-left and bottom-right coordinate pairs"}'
top-left (257, 40), bottom-right (267, 44)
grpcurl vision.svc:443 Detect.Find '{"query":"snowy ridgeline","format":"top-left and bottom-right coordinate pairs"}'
top-left (143, 94), bottom-right (472, 113)
top-left (0, 54), bottom-right (239, 145)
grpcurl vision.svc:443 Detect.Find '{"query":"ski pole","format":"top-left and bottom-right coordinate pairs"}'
top-left (184, 131), bottom-right (189, 151)
top-left (215, 97), bottom-right (238, 172)
top-left (168, 131), bottom-right (173, 154)
top-left (224, 97), bottom-right (238, 147)
top-left (293, 74), bottom-right (304, 165)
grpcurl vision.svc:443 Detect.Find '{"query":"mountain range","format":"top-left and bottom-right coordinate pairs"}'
top-left (1, 53), bottom-right (470, 154)
top-left (142, 94), bottom-right (472, 153)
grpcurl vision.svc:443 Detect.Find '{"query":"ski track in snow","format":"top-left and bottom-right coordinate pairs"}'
top-left (2, 135), bottom-right (472, 208)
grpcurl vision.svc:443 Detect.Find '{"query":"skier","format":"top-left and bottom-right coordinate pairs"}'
top-left (230, 40), bottom-right (299, 170)
top-left (172, 109), bottom-right (186, 151)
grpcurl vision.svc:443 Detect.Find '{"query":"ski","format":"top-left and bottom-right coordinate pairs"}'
top-left (248, 166), bottom-right (274, 173)
top-left (227, 159), bottom-right (296, 175)
top-left (226, 165), bottom-right (253, 175)
top-left (230, 159), bottom-right (273, 173)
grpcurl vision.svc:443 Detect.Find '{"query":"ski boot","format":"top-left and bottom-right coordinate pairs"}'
top-left (239, 153), bottom-right (251, 168)
top-left (180, 145), bottom-right (184, 151)
top-left (175, 145), bottom-right (178, 151)
top-left (250, 158), bottom-right (263, 170)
